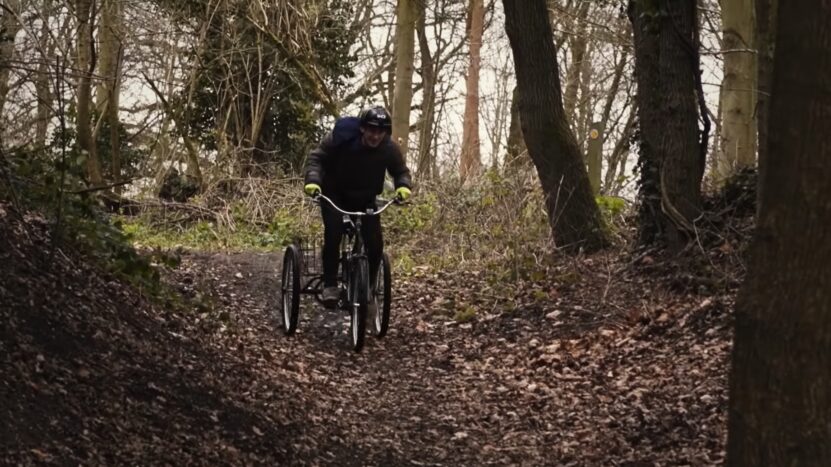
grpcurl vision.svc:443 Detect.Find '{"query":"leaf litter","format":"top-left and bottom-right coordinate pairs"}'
top-left (1, 203), bottom-right (738, 465)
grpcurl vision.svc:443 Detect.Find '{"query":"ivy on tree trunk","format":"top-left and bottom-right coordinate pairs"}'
top-left (628, 0), bottom-right (705, 251)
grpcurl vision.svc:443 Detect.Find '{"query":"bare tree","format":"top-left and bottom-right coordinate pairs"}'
top-left (714, 0), bottom-right (756, 184)
top-left (482, 50), bottom-right (513, 171)
top-left (595, 46), bottom-right (631, 193)
top-left (535, 1), bottom-right (637, 196)
top-left (459, 0), bottom-right (486, 181)
top-left (73, 0), bottom-right (104, 185)
top-left (34, 0), bottom-right (60, 147)
top-left (391, 0), bottom-right (417, 160)
top-left (415, 0), bottom-right (436, 178)
top-left (503, 0), bottom-right (607, 252)
top-left (411, 0), bottom-right (469, 177)
top-left (561, 0), bottom-right (590, 124)
top-left (96, 0), bottom-right (123, 185)
top-left (603, 104), bottom-right (636, 196)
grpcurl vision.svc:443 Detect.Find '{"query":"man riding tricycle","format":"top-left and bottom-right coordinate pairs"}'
top-left (279, 106), bottom-right (412, 352)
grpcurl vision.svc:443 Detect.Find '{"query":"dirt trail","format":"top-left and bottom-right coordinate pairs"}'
top-left (177, 251), bottom-right (731, 465)
top-left (1, 195), bottom-right (744, 465)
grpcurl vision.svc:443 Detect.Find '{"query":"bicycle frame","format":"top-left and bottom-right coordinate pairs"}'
top-left (281, 193), bottom-right (401, 349)
top-left (313, 193), bottom-right (399, 304)
top-left (315, 194), bottom-right (397, 257)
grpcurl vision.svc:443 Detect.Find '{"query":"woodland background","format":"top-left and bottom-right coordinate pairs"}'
top-left (1, 0), bottom-right (829, 465)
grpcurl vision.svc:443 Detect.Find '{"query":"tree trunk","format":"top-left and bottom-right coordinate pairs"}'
top-left (0, 0), bottom-right (22, 118)
top-left (459, 0), bottom-right (485, 181)
top-left (628, 0), bottom-right (663, 246)
top-left (755, 0), bottom-right (777, 208)
top-left (657, 0), bottom-right (703, 249)
top-left (629, 0), bottom-right (703, 250)
top-left (503, 0), bottom-right (607, 252)
top-left (576, 42), bottom-right (595, 153)
top-left (177, 5), bottom-right (213, 185)
top-left (504, 85), bottom-right (528, 172)
top-left (74, 0), bottom-right (104, 185)
top-left (727, 2), bottom-right (831, 463)
top-left (415, 0), bottom-right (436, 179)
top-left (391, 0), bottom-right (416, 161)
top-left (34, 0), bottom-right (55, 147)
top-left (657, 0), bottom-right (704, 244)
top-left (96, 0), bottom-right (123, 186)
top-left (715, 0), bottom-right (757, 184)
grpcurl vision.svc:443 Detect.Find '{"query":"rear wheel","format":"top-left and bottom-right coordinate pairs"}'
top-left (348, 258), bottom-right (369, 352)
top-left (280, 244), bottom-right (301, 335)
top-left (371, 253), bottom-right (392, 338)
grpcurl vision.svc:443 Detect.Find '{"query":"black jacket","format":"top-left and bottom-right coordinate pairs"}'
top-left (305, 117), bottom-right (412, 207)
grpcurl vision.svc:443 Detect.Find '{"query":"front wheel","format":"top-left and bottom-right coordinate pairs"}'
top-left (348, 258), bottom-right (369, 352)
top-left (371, 253), bottom-right (392, 338)
top-left (280, 244), bottom-right (301, 335)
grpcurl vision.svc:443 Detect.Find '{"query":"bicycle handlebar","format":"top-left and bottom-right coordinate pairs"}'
top-left (313, 193), bottom-right (400, 217)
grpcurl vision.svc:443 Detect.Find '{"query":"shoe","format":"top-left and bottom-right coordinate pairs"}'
top-left (322, 286), bottom-right (340, 309)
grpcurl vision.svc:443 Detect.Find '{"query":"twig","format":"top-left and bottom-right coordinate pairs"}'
top-left (51, 55), bottom-right (68, 257)
top-left (600, 253), bottom-right (614, 305)
top-left (71, 178), bottom-right (136, 195)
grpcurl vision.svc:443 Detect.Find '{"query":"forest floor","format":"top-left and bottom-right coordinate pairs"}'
top-left (1, 201), bottom-right (747, 465)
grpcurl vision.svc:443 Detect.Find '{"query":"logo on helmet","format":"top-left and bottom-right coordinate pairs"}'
top-left (360, 106), bottom-right (393, 129)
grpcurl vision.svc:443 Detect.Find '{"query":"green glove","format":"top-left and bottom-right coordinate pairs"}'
top-left (395, 186), bottom-right (412, 201)
top-left (304, 183), bottom-right (321, 196)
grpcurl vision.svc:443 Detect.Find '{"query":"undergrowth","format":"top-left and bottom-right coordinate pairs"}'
top-left (3, 136), bottom-right (640, 320)
top-left (119, 178), bottom-right (321, 252)
top-left (0, 143), bottom-right (180, 304)
top-left (386, 170), bottom-right (632, 287)
top-left (117, 168), bottom-right (633, 301)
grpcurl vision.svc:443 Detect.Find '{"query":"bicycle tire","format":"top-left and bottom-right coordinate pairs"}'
top-left (280, 244), bottom-right (301, 335)
top-left (348, 258), bottom-right (369, 352)
top-left (371, 253), bottom-right (392, 338)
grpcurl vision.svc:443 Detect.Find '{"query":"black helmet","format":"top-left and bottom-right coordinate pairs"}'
top-left (359, 106), bottom-right (392, 130)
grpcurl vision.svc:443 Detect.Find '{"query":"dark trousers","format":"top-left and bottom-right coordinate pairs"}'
top-left (321, 202), bottom-right (382, 288)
